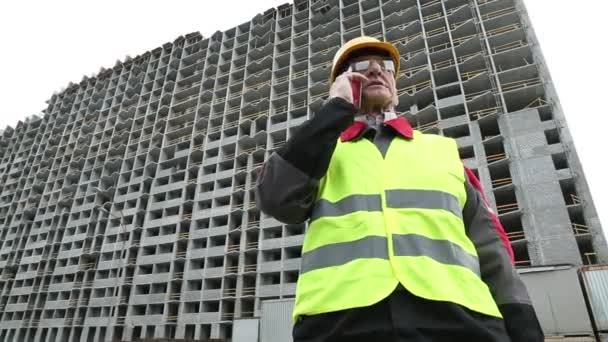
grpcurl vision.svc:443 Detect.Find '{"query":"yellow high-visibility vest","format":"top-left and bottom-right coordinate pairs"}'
top-left (294, 130), bottom-right (501, 320)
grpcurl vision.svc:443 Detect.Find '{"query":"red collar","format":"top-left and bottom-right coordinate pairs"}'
top-left (340, 116), bottom-right (414, 142)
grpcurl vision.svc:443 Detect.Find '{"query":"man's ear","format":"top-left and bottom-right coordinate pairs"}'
top-left (391, 80), bottom-right (399, 107)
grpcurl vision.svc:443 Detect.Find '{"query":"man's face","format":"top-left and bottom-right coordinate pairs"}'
top-left (348, 54), bottom-right (398, 109)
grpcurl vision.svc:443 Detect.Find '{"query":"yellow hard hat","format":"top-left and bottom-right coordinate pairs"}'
top-left (330, 36), bottom-right (400, 83)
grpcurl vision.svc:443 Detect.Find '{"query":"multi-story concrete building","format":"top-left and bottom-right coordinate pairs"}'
top-left (0, 0), bottom-right (605, 341)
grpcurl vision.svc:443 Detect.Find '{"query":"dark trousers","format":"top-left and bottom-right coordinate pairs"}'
top-left (293, 286), bottom-right (510, 342)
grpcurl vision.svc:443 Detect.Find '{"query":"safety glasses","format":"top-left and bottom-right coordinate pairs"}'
top-left (349, 59), bottom-right (395, 74)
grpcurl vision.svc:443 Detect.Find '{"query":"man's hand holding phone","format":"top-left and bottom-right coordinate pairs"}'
top-left (329, 71), bottom-right (369, 110)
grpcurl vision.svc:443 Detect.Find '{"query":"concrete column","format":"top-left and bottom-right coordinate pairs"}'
top-left (53, 328), bottom-right (67, 342)
top-left (175, 324), bottom-right (186, 339)
top-left (122, 326), bottom-right (134, 341)
top-left (32, 328), bottom-right (46, 342)
top-left (499, 109), bottom-right (581, 264)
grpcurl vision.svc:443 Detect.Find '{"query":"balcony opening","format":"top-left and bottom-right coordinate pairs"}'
top-left (458, 145), bottom-right (475, 160)
top-left (263, 226), bottom-right (282, 240)
top-left (192, 238), bottom-right (207, 249)
top-left (285, 223), bottom-right (305, 237)
top-left (559, 178), bottom-right (580, 206)
top-left (443, 124), bottom-right (470, 139)
top-left (500, 215), bottom-right (524, 243)
top-left (494, 188), bottom-right (519, 215)
top-left (184, 301), bottom-right (200, 313)
top-left (190, 258), bottom-right (205, 270)
top-left (489, 161), bottom-right (512, 188)
top-left (202, 300), bottom-right (219, 312)
top-left (187, 279), bottom-right (203, 291)
top-left (577, 224), bottom-right (597, 264)
top-left (512, 242), bottom-right (531, 268)
top-left (479, 116), bottom-right (500, 140)
top-left (261, 272), bottom-right (281, 285)
top-left (149, 304), bottom-right (164, 315)
top-left (569, 210), bottom-right (589, 237)
top-left (207, 256), bottom-right (224, 268)
top-left (284, 270), bottom-right (299, 283)
top-left (262, 249), bottom-right (282, 262)
top-left (151, 283), bottom-right (167, 294)
top-left (200, 324), bottom-right (211, 339)
top-left (544, 128), bottom-right (560, 145)
top-left (285, 246), bottom-right (302, 259)
top-left (551, 152), bottom-right (569, 171)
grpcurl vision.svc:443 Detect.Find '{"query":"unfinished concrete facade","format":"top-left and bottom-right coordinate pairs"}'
top-left (0, 0), bottom-right (605, 341)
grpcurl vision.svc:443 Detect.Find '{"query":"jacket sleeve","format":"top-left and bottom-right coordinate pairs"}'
top-left (463, 168), bottom-right (544, 342)
top-left (256, 97), bottom-right (356, 223)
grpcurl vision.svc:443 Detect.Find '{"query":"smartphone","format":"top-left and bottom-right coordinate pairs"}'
top-left (348, 66), bottom-right (362, 110)
top-left (351, 79), bottom-right (362, 110)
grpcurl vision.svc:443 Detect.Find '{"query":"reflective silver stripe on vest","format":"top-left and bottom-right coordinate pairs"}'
top-left (385, 189), bottom-right (462, 218)
top-left (393, 233), bottom-right (480, 276)
top-left (310, 194), bottom-right (382, 222)
top-left (300, 236), bottom-right (389, 274)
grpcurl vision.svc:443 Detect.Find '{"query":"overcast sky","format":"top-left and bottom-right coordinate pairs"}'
top-left (0, 1), bottom-right (606, 241)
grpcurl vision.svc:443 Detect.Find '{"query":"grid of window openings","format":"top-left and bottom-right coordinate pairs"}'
top-left (0, 0), bottom-right (603, 340)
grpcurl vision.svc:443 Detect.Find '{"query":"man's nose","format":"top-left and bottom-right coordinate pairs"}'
top-left (363, 61), bottom-right (383, 77)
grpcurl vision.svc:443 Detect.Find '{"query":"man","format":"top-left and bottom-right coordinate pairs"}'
top-left (256, 37), bottom-right (544, 342)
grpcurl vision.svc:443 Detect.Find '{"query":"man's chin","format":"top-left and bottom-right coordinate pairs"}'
top-left (363, 93), bottom-right (391, 104)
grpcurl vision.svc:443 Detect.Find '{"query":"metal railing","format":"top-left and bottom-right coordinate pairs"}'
top-left (485, 23), bottom-right (522, 38)
top-left (398, 80), bottom-right (432, 96)
top-left (486, 152), bottom-right (507, 163)
top-left (402, 47), bottom-right (426, 60)
top-left (242, 287), bottom-right (256, 296)
top-left (244, 264), bottom-right (257, 273)
top-left (452, 33), bottom-right (478, 46)
top-left (167, 136), bottom-right (190, 146)
top-left (423, 11), bottom-right (443, 22)
top-left (524, 97), bottom-right (549, 109)
top-left (421, 0), bottom-right (441, 8)
top-left (389, 33), bottom-right (423, 46)
top-left (292, 70), bottom-right (308, 79)
top-left (492, 40), bottom-right (527, 54)
top-left (457, 52), bottom-right (482, 63)
top-left (507, 231), bottom-right (526, 241)
top-left (569, 194), bottom-right (582, 205)
top-left (223, 288), bottom-right (237, 297)
top-left (465, 89), bottom-right (492, 101)
top-left (400, 65), bottom-right (427, 77)
top-left (414, 120), bottom-right (439, 132)
top-left (461, 69), bottom-right (486, 81)
top-left (426, 26), bottom-right (447, 37)
top-left (496, 202), bottom-right (519, 214)
top-left (291, 100), bottom-right (307, 110)
top-left (514, 259), bottom-right (531, 267)
top-left (492, 177), bottom-right (512, 188)
top-left (482, 6), bottom-right (517, 21)
top-left (572, 223), bottom-right (590, 235)
top-left (500, 77), bottom-right (542, 92)
top-left (470, 107), bottom-right (500, 120)
top-left (584, 252), bottom-right (597, 265)
top-left (433, 58), bottom-right (456, 70)
top-left (242, 109), bottom-right (269, 121)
